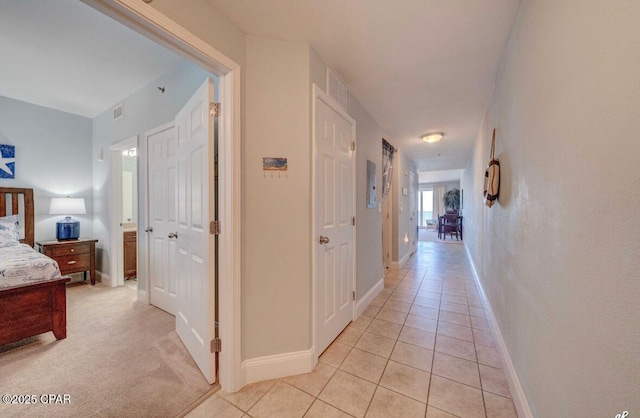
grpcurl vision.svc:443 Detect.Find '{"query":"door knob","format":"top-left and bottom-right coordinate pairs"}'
top-left (168, 232), bottom-right (178, 239)
top-left (145, 227), bottom-right (153, 233)
top-left (319, 236), bottom-right (330, 244)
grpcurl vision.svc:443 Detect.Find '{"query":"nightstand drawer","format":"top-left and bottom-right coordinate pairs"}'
top-left (57, 254), bottom-right (90, 274)
top-left (50, 243), bottom-right (90, 258)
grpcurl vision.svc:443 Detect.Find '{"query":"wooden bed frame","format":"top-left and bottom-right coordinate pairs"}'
top-left (0, 187), bottom-right (70, 346)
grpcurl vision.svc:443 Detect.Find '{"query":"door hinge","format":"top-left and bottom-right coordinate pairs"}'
top-left (352, 216), bottom-right (356, 226)
top-left (210, 220), bottom-right (221, 235)
top-left (350, 141), bottom-right (356, 151)
top-left (352, 291), bottom-right (356, 301)
top-left (210, 102), bottom-right (220, 117)
top-left (210, 337), bottom-right (222, 353)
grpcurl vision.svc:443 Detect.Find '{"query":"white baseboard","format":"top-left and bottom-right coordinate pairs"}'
top-left (355, 277), bottom-right (384, 318)
top-left (464, 244), bottom-right (533, 418)
top-left (391, 250), bottom-right (413, 269)
top-left (241, 348), bottom-right (316, 387)
top-left (96, 271), bottom-right (111, 287)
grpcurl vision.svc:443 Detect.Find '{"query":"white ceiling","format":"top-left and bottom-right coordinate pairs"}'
top-left (208, 0), bottom-right (520, 172)
top-left (0, 0), bottom-right (184, 118)
top-left (0, 0), bottom-right (520, 172)
top-left (418, 169), bottom-right (464, 185)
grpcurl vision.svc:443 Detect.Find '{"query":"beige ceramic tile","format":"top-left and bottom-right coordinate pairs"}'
top-left (319, 342), bottom-right (351, 368)
top-left (399, 326), bottom-right (436, 350)
top-left (437, 321), bottom-right (474, 343)
top-left (468, 306), bottom-right (487, 318)
top-left (409, 305), bottom-right (439, 319)
top-left (383, 299), bottom-right (412, 313)
top-left (354, 331), bottom-right (396, 358)
top-left (187, 395), bottom-right (244, 418)
top-left (440, 301), bottom-right (470, 315)
top-left (362, 305), bottom-right (381, 318)
top-left (435, 335), bottom-right (477, 362)
top-left (318, 370), bottom-right (376, 418)
top-left (284, 362), bottom-right (336, 397)
top-left (375, 308), bottom-right (408, 325)
top-left (483, 392), bottom-right (518, 418)
top-left (370, 296), bottom-right (388, 307)
top-left (467, 297), bottom-right (484, 308)
top-left (428, 375), bottom-right (485, 418)
top-left (339, 348), bottom-right (388, 383)
top-left (404, 315), bottom-right (438, 333)
top-left (390, 341), bottom-right (434, 372)
top-left (426, 406), bottom-right (458, 417)
top-left (388, 292), bottom-right (416, 303)
top-left (303, 399), bottom-right (351, 418)
top-left (417, 290), bottom-right (442, 300)
top-left (365, 386), bottom-right (426, 418)
top-left (473, 328), bottom-right (495, 347)
top-left (217, 379), bottom-right (278, 412)
top-left (335, 325), bottom-right (364, 347)
top-left (476, 344), bottom-right (502, 368)
top-left (351, 314), bottom-right (374, 331)
top-left (379, 360), bottom-right (431, 403)
top-left (441, 287), bottom-right (466, 297)
top-left (438, 311), bottom-right (472, 327)
top-left (479, 364), bottom-right (511, 398)
top-left (441, 294), bottom-right (468, 305)
top-left (432, 352), bottom-right (481, 388)
top-left (470, 315), bottom-right (490, 330)
top-left (247, 381), bottom-right (314, 418)
top-left (413, 296), bottom-right (441, 309)
top-left (367, 318), bottom-right (403, 339)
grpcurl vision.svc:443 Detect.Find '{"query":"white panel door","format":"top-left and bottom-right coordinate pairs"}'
top-left (148, 125), bottom-right (178, 315)
top-left (175, 78), bottom-right (216, 384)
top-left (316, 94), bottom-right (355, 355)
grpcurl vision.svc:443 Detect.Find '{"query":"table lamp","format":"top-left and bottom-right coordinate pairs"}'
top-left (50, 197), bottom-right (86, 240)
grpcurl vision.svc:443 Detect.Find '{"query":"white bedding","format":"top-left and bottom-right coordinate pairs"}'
top-left (0, 244), bottom-right (62, 289)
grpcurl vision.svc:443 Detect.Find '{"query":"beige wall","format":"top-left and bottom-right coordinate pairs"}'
top-left (243, 36), bottom-right (312, 359)
top-left (461, 0), bottom-right (640, 416)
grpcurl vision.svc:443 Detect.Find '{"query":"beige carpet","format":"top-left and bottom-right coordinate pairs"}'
top-left (0, 281), bottom-right (211, 417)
top-left (418, 228), bottom-right (463, 244)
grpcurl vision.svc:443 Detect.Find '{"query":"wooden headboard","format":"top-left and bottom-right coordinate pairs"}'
top-left (0, 187), bottom-right (35, 247)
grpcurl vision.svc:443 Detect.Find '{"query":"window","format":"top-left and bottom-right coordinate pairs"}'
top-left (419, 190), bottom-right (434, 227)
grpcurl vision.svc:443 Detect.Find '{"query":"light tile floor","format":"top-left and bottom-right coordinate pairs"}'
top-left (188, 242), bottom-right (518, 418)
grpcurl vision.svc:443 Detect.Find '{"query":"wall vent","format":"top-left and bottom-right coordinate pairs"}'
top-left (326, 67), bottom-right (348, 111)
top-left (113, 103), bottom-right (123, 121)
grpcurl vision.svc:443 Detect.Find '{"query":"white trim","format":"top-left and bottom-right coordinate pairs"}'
top-left (109, 135), bottom-right (138, 289)
top-left (85, 0), bottom-right (242, 392)
top-left (241, 349), bottom-right (316, 385)
top-left (391, 250), bottom-right (412, 269)
top-left (464, 244), bottom-right (534, 418)
top-left (311, 84), bottom-right (357, 361)
top-left (355, 277), bottom-right (384, 318)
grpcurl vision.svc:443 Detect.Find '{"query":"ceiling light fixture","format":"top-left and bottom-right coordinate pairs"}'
top-left (422, 132), bottom-right (443, 143)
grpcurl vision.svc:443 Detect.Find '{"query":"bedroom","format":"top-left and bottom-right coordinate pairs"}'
top-left (0, 1), bottom-right (220, 415)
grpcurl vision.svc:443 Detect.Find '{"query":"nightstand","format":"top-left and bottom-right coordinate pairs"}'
top-left (37, 238), bottom-right (98, 285)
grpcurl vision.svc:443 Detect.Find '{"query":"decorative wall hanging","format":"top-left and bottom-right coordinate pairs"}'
top-left (381, 139), bottom-right (395, 202)
top-left (0, 144), bottom-right (16, 179)
top-left (483, 129), bottom-right (500, 207)
top-left (263, 157), bottom-right (288, 178)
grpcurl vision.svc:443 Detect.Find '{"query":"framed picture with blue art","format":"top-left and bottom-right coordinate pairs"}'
top-left (0, 144), bottom-right (16, 179)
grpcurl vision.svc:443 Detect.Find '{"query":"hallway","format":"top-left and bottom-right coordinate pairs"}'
top-left (189, 242), bottom-right (516, 417)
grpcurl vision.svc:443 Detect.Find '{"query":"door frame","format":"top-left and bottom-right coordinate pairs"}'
top-left (109, 135), bottom-right (138, 288)
top-left (311, 83), bottom-right (357, 360)
top-left (85, 0), bottom-right (242, 392)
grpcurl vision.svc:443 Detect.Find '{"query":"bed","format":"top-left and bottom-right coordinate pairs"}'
top-left (0, 187), bottom-right (70, 346)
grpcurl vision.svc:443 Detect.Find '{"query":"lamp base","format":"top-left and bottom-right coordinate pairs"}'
top-left (56, 217), bottom-right (80, 240)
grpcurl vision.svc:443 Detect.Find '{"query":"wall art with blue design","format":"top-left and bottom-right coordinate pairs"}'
top-left (0, 144), bottom-right (16, 179)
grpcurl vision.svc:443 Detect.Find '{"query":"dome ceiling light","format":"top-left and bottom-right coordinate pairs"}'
top-left (422, 132), bottom-right (443, 143)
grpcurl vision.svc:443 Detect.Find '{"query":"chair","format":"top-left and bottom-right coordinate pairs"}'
top-left (441, 214), bottom-right (459, 240)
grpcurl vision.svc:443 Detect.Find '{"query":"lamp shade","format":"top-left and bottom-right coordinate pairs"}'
top-left (49, 197), bottom-right (86, 215)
